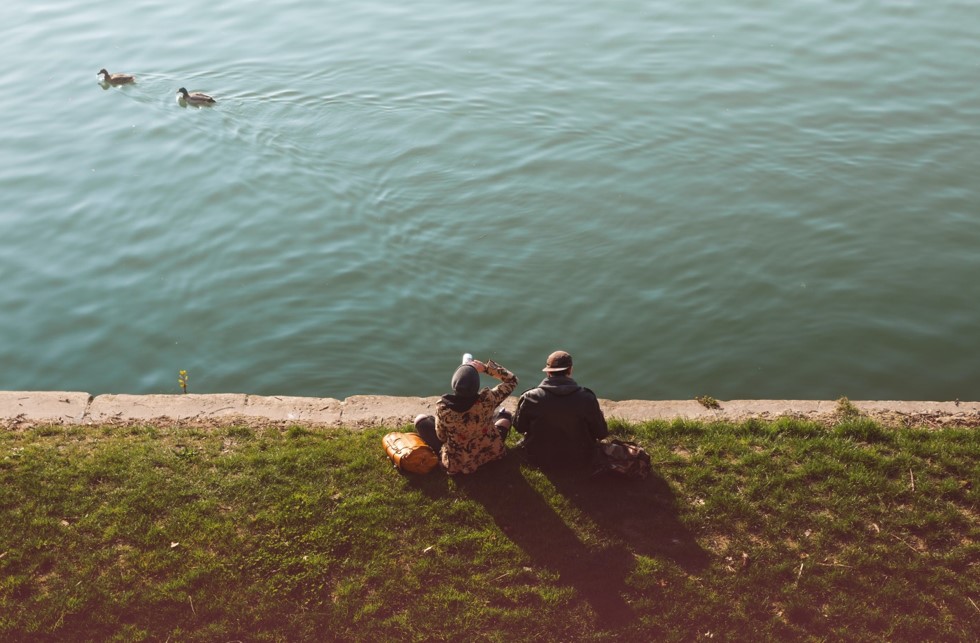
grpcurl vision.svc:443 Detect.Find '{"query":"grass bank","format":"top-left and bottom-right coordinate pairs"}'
top-left (1, 418), bottom-right (977, 641)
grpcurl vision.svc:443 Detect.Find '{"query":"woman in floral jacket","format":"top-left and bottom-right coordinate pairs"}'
top-left (415, 358), bottom-right (518, 475)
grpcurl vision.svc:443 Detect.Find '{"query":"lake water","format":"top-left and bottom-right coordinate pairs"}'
top-left (2, 0), bottom-right (978, 401)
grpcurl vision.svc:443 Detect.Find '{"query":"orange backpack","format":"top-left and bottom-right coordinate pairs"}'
top-left (382, 432), bottom-right (439, 474)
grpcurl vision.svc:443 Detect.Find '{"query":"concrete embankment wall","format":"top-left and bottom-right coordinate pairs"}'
top-left (2, 391), bottom-right (979, 428)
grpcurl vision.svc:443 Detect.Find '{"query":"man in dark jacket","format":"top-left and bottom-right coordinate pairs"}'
top-left (513, 350), bottom-right (609, 468)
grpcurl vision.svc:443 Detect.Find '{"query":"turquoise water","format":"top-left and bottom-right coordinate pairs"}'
top-left (2, 1), bottom-right (978, 400)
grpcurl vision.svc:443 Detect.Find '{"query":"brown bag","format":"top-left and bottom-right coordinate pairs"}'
top-left (382, 432), bottom-right (439, 474)
top-left (591, 439), bottom-right (651, 480)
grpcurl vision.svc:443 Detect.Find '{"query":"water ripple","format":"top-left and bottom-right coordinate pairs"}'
top-left (1, 0), bottom-right (979, 399)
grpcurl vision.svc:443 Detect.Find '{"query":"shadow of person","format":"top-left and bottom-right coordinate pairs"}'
top-left (452, 454), bottom-right (636, 630)
top-left (543, 465), bottom-right (710, 574)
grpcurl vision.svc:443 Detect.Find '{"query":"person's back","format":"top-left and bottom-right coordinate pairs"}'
top-left (415, 356), bottom-right (517, 475)
top-left (514, 350), bottom-right (608, 468)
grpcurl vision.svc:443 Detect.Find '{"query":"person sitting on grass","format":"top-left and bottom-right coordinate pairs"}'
top-left (414, 357), bottom-right (517, 475)
top-left (513, 350), bottom-right (608, 469)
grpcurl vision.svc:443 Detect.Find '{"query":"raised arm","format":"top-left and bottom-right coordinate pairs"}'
top-left (483, 359), bottom-right (518, 405)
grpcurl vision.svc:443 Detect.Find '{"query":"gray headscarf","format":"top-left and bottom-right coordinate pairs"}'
top-left (442, 364), bottom-right (480, 412)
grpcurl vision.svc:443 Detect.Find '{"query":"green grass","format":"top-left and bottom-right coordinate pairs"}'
top-left (1, 419), bottom-right (977, 641)
top-left (695, 395), bottom-right (721, 409)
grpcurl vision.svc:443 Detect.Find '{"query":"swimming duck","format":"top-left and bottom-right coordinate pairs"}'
top-left (177, 87), bottom-right (216, 105)
top-left (98, 68), bottom-right (135, 85)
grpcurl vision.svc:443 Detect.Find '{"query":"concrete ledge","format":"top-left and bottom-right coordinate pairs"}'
top-left (88, 394), bottom-right (249, 423)
top-left (2, 391), bottom-right (979, 429)
top-left (0, 391), bottom-right (92, 425)
top-left (339, 395), bottom-right (441, 428)
top-left (244, 395), bottom-right (344, 424)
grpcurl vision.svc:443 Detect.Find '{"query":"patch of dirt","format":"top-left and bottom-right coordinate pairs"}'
top-left (870, 411), bottom-right (980, 428)
top-left (671, 446), bottom-right (692, 460)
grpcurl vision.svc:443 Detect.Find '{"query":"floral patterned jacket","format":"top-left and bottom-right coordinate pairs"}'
top-left (435, 360), bottom-right (518, 475)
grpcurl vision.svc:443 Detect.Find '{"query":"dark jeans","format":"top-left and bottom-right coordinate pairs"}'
top-left (414, 408), bottom-right (513, 454)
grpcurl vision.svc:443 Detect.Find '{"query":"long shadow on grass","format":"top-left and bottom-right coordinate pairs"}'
top-left (544, 466), bottom-right (710, 574)
top-left (412, 451), bottom-right (707, 629)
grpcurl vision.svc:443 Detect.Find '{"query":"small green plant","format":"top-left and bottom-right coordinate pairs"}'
top-left (835, 395), bottom-right (861, 420)
top-left (695, 395), bottom-right (720, 409)
top-left (178, 370), bottom-right (189, 394)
